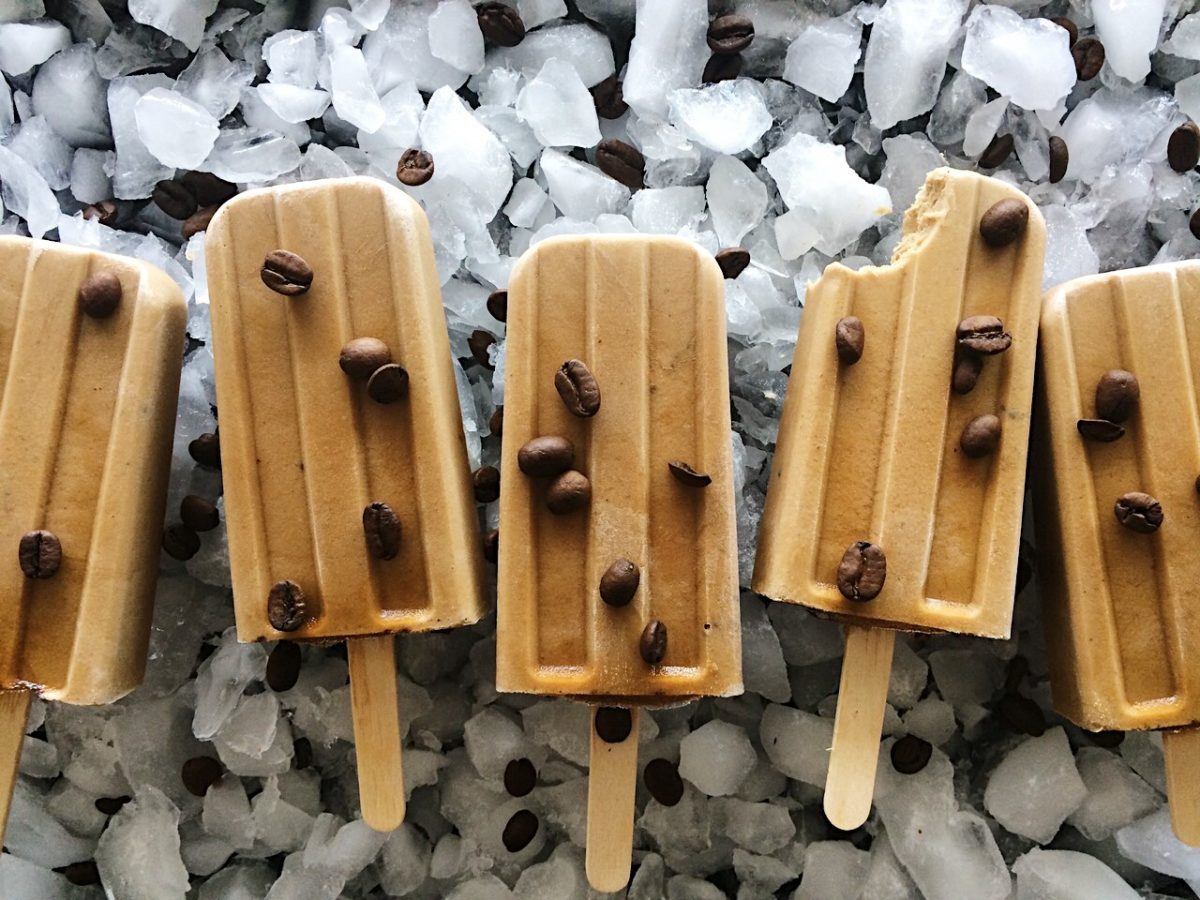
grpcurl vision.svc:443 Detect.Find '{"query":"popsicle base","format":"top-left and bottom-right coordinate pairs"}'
top-left (0, 689), bottom-right (31, 846)
top-left (1163, 727), bottom-right (1200, 846)
top-left (347, 634), bottom-right (405, 831)
top-left (585, 705), bottom-right (641, 892)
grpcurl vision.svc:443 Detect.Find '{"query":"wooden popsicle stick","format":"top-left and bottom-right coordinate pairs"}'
top-left (1163, 726), bottom-right (1200, 846)
top-left (347, 634), bottom-right (405, 831)
top-left (0, 689), bottom-right (31, 845)
top-left (824, 625), bottom-right (895, 831)
top-left (585, 706), bottom-right (641, 892)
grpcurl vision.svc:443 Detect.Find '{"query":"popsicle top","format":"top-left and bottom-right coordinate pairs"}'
top-left (754, 168), bottom-right (1045, 639)
top-left (496, 234), bottom-right (742, 704)
top-left (207, 177), bottom-right (486, 643)
top-left (0, 237), bottom-right (185, 704)
top-left (1036, 261), bottom-right (1200, 732)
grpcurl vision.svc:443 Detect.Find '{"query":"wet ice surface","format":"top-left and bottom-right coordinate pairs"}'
top-left (3, 0), bottom-right (1200, 898)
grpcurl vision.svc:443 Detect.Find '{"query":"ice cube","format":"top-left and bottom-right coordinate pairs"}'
top-left (202, 127), bottom-right (303, 184)
top-left (1059, 88), bottom-right (1176, 183)
top-left (427, 0), bottom-right (484, 75)
top-left (901, 696), bottom-right (957, 746)
top-left (706, 155), bottom-right (769, 248)
top-left (783, 12), bottom-right (862, 103)
top-left (928, 68), bottom-right (987, 147)
top-left (514, 56), bottom-right (601, 148)
top-left (668, 79), bottom-right (772, 155)
top-left (176, 47), bottom-right (254, 121)
top-left (0, 1), bottom-right (44, 23)
top-left (329, 45), bottom-right (385, 133)
top-left (0, 19), bottom-right (69, 75)
top-left (983, 727), bottom-right (1087, 844)
top-left (759, 703), bottom-right (833, 787)
top-left (420, 86), bottom-right (513, 219)
top-left (349, 0), bottom-right (390, 31)
top-left (623, 0), bottom-right (707, 120)
top-left (540, 147), bottom-right (629, 220)
top-left (962, 97), bottom-right (1008, 159)
top-left (713, 797), bottom-right (795, 853)
top-left (1116, 807), bottom-right (1200, 881)
top-left (1041, 205), bottom-right (1099, 290)
top-left (678, 720), bottom-right (757, 796)
top-left (463, 706), bottom-right (534, 781)
top-left (795, 842), bottom-right (870, 899)
top-left (134, 87), bottom-right (219, 169)
top-left (264, 30), bottom-right (320, 88)
top-left (1164, 12), bottom-right (1200, 60)
top-left (628, 185), bottom-right (705, 234)
top-left (5, 780), bottom-right (94, 868)
top-left (519, 0), bottom-right (568, 29)
top-left (6, 115), bottom-right (72, 190)
top-left (202, 775), bottom-right (255, 850)
top-left (127, 0), bottom-right (217, 52)
top-left (95, 787), bottom-right (190, 900)
top-left (880, 134), bottom-right (945, 213)
top-left (257, 83), bottom-right (331, 124)
top-left (192, 628), bottom-right (268, 741)
top-left (1012, 848), bottom-right (1138, 900)
top-left (31, 43), bottom-right (111, 148)
top-left (0, 854), bottom-right (73, 898)
top-left (363, 2), bottom-right (470, 95)
top-left (198, 864), bottom-right (275, 900)
top-left (1092, 0), bottom-right (1167, 82)
top-left (961, 5), bottom-right (1075, 111)
top-left (378, 824), bottom-right (431, 896)
top-left (739, 594), bottom-right (789, 703)
top-left (0, 144), bottom-right (58, 238)
top-left (482, 22), bottom-right (615, 89)
top-left (504, 177), bottom-right (549, 227)
top-left (1067, 747), bottom-right (1160, 842)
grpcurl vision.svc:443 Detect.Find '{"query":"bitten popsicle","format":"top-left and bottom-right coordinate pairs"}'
top-left (1035, 261), bottom-right (1200, 845)
top-left (496, 234), bottom-right (742, 891)
top-left (206, 177), bottom-right (486, 831)
top-left (753, 168), bottom-right (1046, 829)
top-left (0, 236), bottom-right (186, 843)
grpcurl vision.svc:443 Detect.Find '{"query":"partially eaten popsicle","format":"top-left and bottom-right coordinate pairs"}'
top-left (753, 168), bottom-right (1046, 829)
top-left (206, 177), bottom-right (486, 831)
top-left (1035, 261), bottom-right (1200, 845)
top-left (0, 236), bottom-right (186, 843)
top-left (497, 234), bottom-right (741, 890)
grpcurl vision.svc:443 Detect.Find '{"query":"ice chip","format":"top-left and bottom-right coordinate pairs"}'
top-left (133, 87), bottom-right (220, 169)
top-left (678, 720), bottom-right (757, 796)
top-left (201, 128), bottom-right (303, 184)
top-left (95, 787), bottom-right (190, 900)
top-left (257, 84), bottom-right (331, 124)
top-left (0, 19), bottom-right (69, 75)
top-left (127, 0), bottom-right (217, 52)
top-left (783, 13), bottom-right (862, 103)
top-left (623, 0), bottom-right (707, 120)
top-left (540, 147), bottom-right (628, 220)
top-left (0, 144), bottom-right (59, 238)
top-left (707, 155), bottom-right (769, 248)
top-left (31, 43), bottom-right (111, 148)
top-left (983, 727), bottom-right (1087, 844)
top-left (264, 30), bottom-right (320, 88)
top-left (515, 56), bottom-right (601, 148)
top-left (795, 842), bottom-right (870, 900)
top-left (668, 80), bottom-right (772, 155)
top-left (1012, 848), bottom-right (1138, 900)
top-left (961, 5), bottom-right (1075, 111)
top-left (420, 87), bottom-right (513, 219)
top-left (427, 0), bottom-right (484, 75)
top-left (1092, 0), bottom-right (1167, 82)
top-left (329, 45), bottom-right (385, 133)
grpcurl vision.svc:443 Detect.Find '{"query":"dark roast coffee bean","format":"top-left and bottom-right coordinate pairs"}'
top-left (473, 466), bottom-right (501, 503)
top-left (978, 199), bottom-right (1029, 248)
top-left (397, 148), bottom-right (435, 186)
top-left (153, 179), bottom-right (196, 220)
top-left (1072, 37), bottom-right (1105, 81)
top-left (182, 205), bottom-right (218, 240)
top-left (1191, 208), bottom-right (1200, 241)
top-left (339, 337), bottom-right (392, 380)
top-left (61, 861), bottom-right (101, 886)
top-left (1114, 492), bottom-right (1162, 534)
top-left (707, 14), bottom-right (754, 54)
top-left (643, 758), bottom-right (684, 806)
top-left (468, 330), bottom-right (496, 369)
top-left (363, 501), bottom-right (402, 560)
top-left (268, 580), bottom-right (307, 632)
top-left (483, 528), bottom-right (499, 563)
top-left (1050, 16), bottom-right (1078, 47)
top-left (1095, 369), bottom-right (1139, 422)
top-left (1077, 418), bottom-right (1125, 442)
top-left (546, 470), bottom-right (591, 514)
top-left (996, 693), bottom-right (1046, 737)
top-left (181, 756), bottom-right (223, 797)
top-left (293, 736), bottom-right (314, 768)
top-left (79, 271), bottom-right (122, 319)
top-left (1169, 123), bottom-right (1200, 173)
top-left (951, 350), bottom-right (983, 395)
top-left (478, 2), bottom-right (525, 47)
top-left (266, 640), bottom-right (302, 692)
top-left (261, 250), bottom-right (313, 296)
top-left (835, 316), bottom-right (865, 365)
top-left (82, 200), bottom-right (118, 226)
top-left (590, 75), bottom-right (627, 119)
top-left (703, 52), bottom-right (742, 83)
top-left (1004, 654), bottom-right (1031, 694)
top-left (555, 359), bottom-right (601, 417)
top-left (978, 133), bottom-right (1014, 169)
top-left (667, 460), bottom-right (711, 487)
top-left (957, 315), bottom-right (1012, 355)
top-left (489, 406), bottom-right (504, 436)
top-left (640, 619), bottom-right (667, 665)
top-left (837, 541), bottom-right (886, 602)
top-left (960, 414), bottom-right (1002, 458)
top-left (501, 809), bottom-right (539, 852)
top-left (595, 706), bottom-right (633, 743)
top-left (162, 523), bottom-right (200, 561)
top-left (890, 735), bottom-right (932, 775)
top-left (189, 432), bottom-right (221, 469)
top-left (1048, 136), bottom-right (1069, 184)
top-left (518, 435), bottom-right (574, 477)
top-left (596, 138), bottom-right (645, 191)
top-left (180, 495), bottom-right (219, 532)
top-left (94, 796), bottom-right (130, 816)
top-left (715, 246), bottom-right (750, 280)
top-left (504, 758), bottom-right (537, 797)
top-left (180, 171), bottom-right (236, 208)
top-left (599, 558), bottom-right (640, 607)
top-left (487, 289), bottom-right (508, 322)
top-left (367, 364), bottom-right (409, 404)
top-left (19, 530), bottom-right (61, 579)
top-left (1090, 730), bottom-right (1125, 748)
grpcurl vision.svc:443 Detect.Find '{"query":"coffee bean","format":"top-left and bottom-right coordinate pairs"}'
top-left (590, 75), bottom-right (627, 119)
top-left (153, 179), bottom-right (197, 220)
top-left (643, 758), bottom-right (684, 806)
top-left (703, 53), bottom-right (742, 83)
top-left (339, 337), bottom-right (392, 380)
top-left (268, 580), bottom-right (307, 632)
top-left (468, 330), bottom-right (496, 369)
top-left (518, 435), bottom-right (574, 477)
top-left (504, 758), bottom-right (537, 797)
top-left (1077, 418), bottom-right (1125, 442)
top-left (61, 861), bottom-right (101, 886)
top-left (261, 250), bottom-right (313, 296)
top-left (487, 289), bottom-right (508, 322)
top-left (1169, 122), bottom-right (1200, 173)
top-left (1004, 654), bottom-right (1031, 694)
top-left (1191, 208), bottom-right (1200, 241)
top-left (1048, 136), bottom-right (1069, 184)
top-left (1050, 16), bottom-right (1078, 47)
top-left (94, 795), bottom-right (130, 816)
top-left (473, 466), bottom-right (501, 503)
top-left (715, 246), bottom-right (750, 280)
top-left (595, 706), bottom-right (633, 743)
top-left (78, 271), bottom-right (122, 319)
top-left (555, 359), bottom-right (601, 417)
top-left (957, 315), bottom-right (1012, 354)
top-left (182, 205), bottom-right (218, 240)
top-left (546, 470), bottom-right (591, 514)
top-left (667, 460), bottom-right (712, 488)
top-left (483, 528), bottom-right (499, 563)
top-left (19, 530), bottom-right (61, 579)
top-left (708, 14), bottom-right (754, 54)
top-left (363, 501), bottom-right (402, 560)
top-left (179, 171), bottom-right (236, 207)
top-left (367, 363), bottom-right (409, 404)
top-left (293, 736), bottom-right (314, 768)
top-left (1090, 730), bottom-right (1125, 748)
top-left (162, 523), bottom-right (201, 561)
top-left (1095, 369), bottom-right (1139, 422)
top-left (599, 558), bottom-right (640, 607)
top-left (1114, 492), bottom-right (1162, 534)
top-left (501, 809), bottom-right (539, 853)
top-left (978, 133), bottom-right (1014, 169)
top-left (979, 199), bottom-right (1029, 248)
top-left (889, 735), bottom-right (932, 775)
top-left (640, 619), bottom-right (667, 665)
top-left (837, 541), bottom-right (886, 602)
top-left (835, 316), bottom-right (865, 365)
top-left (960, 414), bottom-right (1002, 458)
top-left (180, 495), bottom-right (219, 532)
top-left (951, 350), bottom-right (983, 395)
top-left (996, 693), bottom-right (1046, 737)
top-left (189, 432), bottom-right (221, 469)
top-left (266, 640), bottom-right (302, 692)
top-left (397, 148), bottom-right (435, 186)
top-left (489, 406), bottom-right (504, 436)
top-left (82, 200), bottom-right (118, 226)
top-left (596, 138), bottom-right (645, 191)
top-left (1072, 37), bottom-right (1104, 81)
top-left (478, 2), bottom-right (524, 46)
top-left (181, 756), bottom-right (223, 797)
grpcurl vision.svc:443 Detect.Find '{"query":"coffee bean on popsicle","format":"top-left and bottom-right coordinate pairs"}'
top-left (546, 470), bottom-right (591, 514)
top-left (956, 315), bottom-right (1012, 355)
top-left (837, 541), bottom-right (886, 601)
top-left (268, 580), bottom-right (307, 632)
top-left (835, 316), bottom-right (865, 365)
top-left (960, 414), bottom-right (1002, 458)
top-left (555, 359), bottom-right (601, 417)
top-left (79, 271), bottom-right (122, 319)
top-left (951, 350), bottom-right (983, 395)
top-left (640, 619), bottom-right (667, 665)
top-left (979, 200), bottom-right (1029, 248)
top-left (261, 250), bottom-right (313, 296)
top-left (518, 435), bottom-right (574, 477)
top-left (1114, 492), bottom-right (1162, 533)
top-left (339, 337), bottom-right (392, 380)
top-left (668, 460), bottom-right (711, 487)
top-left (363, 501), bottom-right (401, 560)
top-left (1094, 369), bottom-right (1139, 422)
top-left (1076, 418), bottom-right (1125, 442)
top-left (19, 530), bottom-right (61, 579)
top-left (367, 363), bottom-right (409, 404)
top-left (599, 559), bottom-right (640, 607)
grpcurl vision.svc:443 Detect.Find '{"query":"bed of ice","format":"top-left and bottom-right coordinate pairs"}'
top-left (2, 0), bottom-right (1199, 898)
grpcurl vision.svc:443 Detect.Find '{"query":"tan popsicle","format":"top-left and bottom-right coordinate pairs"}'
top-left (753, 168), bottom-right (1046, 829)
top-left (206, 177), bottom-right (486, 831)
top-left (0, 236), bottom-right (186, 843)
top-left (497, 234), bottom-right (741, 890)
top-left (1034, 261), bottom-right (1200, 845)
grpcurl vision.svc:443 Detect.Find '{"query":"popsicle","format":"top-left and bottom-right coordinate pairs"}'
top-left (753, 168), bottom-right (1046, 829)
top-left (1034, 260), bottom-right (1200, 845)
top-left (206, 177), bottom-right (486, 831)
top-left (496, 234), bottom-right (742, 890)
top-left (0, 236), bottom-right (186, 842)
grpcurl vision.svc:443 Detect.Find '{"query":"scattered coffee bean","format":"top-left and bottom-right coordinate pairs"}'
top-left (363, 501), bottom-right (402, 560)
top-left (978, 199), bottom-right (1029, 248)
top-left (487, 289), bottom-right (508, 322)
top-left (957, 315), bottom-right (1012, 355)
top-left (1095, 369), bottom-right (1139, 422)
top-left (835, 316), bottom-right (865, 365)
top-left (1169, 122), bottom-right (1200, 173)
top-left (182, 205), bottom-right (218, 240)
top-left (640, 619), bottom-right (667, 665)
top-left (715, 246), bottom-right (751, 280)
top-left (1003, 654), bottom-right (1031, 694)
top-left (367, 363), bottom-right (410, 404)
top-left (468, 330), bottom-right (496, 369)
top-left (261, 249), bottom-right (313, 296)
top-left (599, 558), bottom-right (640, 607)
top-left (596, 138), bottom-right (645, 191)
top-left (1077, 418), bottom-right (1125, 442)
top-left (890, 735), bottom-right (932, 775)
top-left (78, 271), bottom-right (122, 319)
top-left (339, 337), bottom-right (392, 380)
top-left (266, 640), bottom-right (302, 692)
top-left (643, 758), bottom-right (684, 806)
top-left (473, 466), bottom-right (501, 503)
top-left (153, 178), bottom-right (197, 220)
top-left (478, 1), bottom-right (525, 47)
top-left (996, 693), bottom-right (1046, 737)
top-left (189, 431), bottom-right (221, 469)
top-left (294, 736), bottom-right (314, 768)
top-left (82, 200), bottom-right (118, 226)
top-left (1191, 208), bottom-right (1200, 241)
top-left (162, 523), bottom-right (200, 561)
top-left (504, 757), bottom-right (537, 797)
top-left (61, 861), bottom-right (101, 886)
top-left (960, 414), bottom-right (1002, 459)
top-left (978, 133), bottom-right (1014, 169)
top-left (951, 350), bottom-right (983, 395)
top-left (837, 541), bottom-right (886, 602)
top-left (180, 495), bottom-right (219, 532)
top-left (667, 460), bottom-right (711, 487)
top-left (518, 435), bottom-right (574, 477)
top-left (501, 809), bottom-right (539, 853)
top-left (590, 75), bottom-right (628, 119)
top-left (180, 171), bottom-right (237, 207)
top-left (1048, 136), bottom-right (1069, 184)
top-left (1090, 730), bottom-right (1125, 748)
top-left (483, 527), bottom-right (499, 563)
top-left (268, 579), bottom-right (307, 632)
top-left (595, 706), bottom-right (633, 743)
top-left (1114, 492), bottom-right (1163, 534)
top-left (181, 756), bottom-right (223, 797)
top-left (489, 406), bottom-right (504, 437)
top-left (94, 795), bottom-right (130, 816)
top-left (546, 470), bottom-right (591, 514)
top-left (397, 148), bottom-right (435, 186)
top-left (19, 530), bottom-right (61, 579)
top-left (703, 52), bottom-right (742, 83)
top-left (707, 14), bottom-right (754, 54)
top-left (555, 359), bottom-right (601, 417)
top-left (1072, 36), bottom-right (1105, 81)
